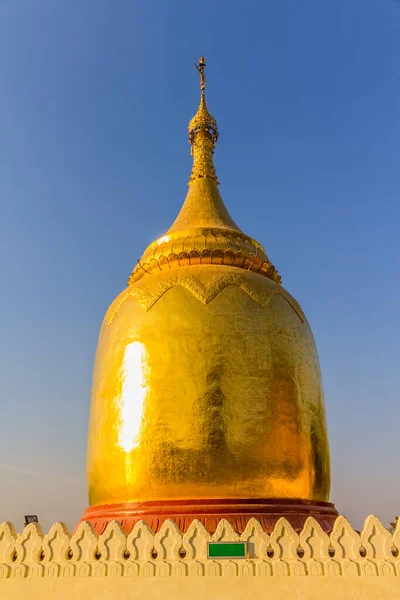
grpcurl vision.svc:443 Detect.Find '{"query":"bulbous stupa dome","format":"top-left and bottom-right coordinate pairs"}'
top-left (83, 57), bottom-right (334, 534)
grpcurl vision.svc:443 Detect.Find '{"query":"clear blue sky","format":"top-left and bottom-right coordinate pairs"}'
top-left (0, 0), bottom-right (399, 532)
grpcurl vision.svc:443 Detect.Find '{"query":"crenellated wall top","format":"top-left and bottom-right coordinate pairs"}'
top-left (0, 515), bottom-right (399, 579)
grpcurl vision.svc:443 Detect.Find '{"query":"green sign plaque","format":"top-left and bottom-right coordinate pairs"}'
top-left (207, 542), bottom-right (247, 559)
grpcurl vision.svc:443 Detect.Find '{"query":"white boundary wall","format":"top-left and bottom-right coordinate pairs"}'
top-left (1, 515), bottom-right (399, 599)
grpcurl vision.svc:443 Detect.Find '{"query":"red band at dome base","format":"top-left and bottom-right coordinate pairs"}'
top-left (79, 498), bottom-right (338, 535)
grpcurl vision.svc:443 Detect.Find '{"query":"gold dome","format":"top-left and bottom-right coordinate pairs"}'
top-left (86, 58), bottom-right (331, 508)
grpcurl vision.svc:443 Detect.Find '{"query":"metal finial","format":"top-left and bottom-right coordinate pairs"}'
top-left (188, 56), bottom-right (219, 183)
top-left (195, 56), bottom-right (206, 94)
top-left (189, 56), bottom-right (218, 145)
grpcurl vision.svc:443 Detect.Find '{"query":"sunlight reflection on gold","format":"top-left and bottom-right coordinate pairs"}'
top-left (118, 341), bottom-right (147, 452)
top-left (156, 235), bottom-right (170, 245)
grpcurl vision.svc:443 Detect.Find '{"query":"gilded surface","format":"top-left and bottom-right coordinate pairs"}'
top-left (188, 56), bottom-right (219, 182)
top-left (86, 58), bottom-right (331, 508)
top-left (110, 267), bottom-right (303, 323)
top-left (87, 266), bottom-right (330, 505)
top-left (129, 57), bottom-right (280, 285)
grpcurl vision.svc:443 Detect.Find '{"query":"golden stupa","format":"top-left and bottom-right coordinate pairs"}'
top-left (82, 58), bottom-right (336, 533)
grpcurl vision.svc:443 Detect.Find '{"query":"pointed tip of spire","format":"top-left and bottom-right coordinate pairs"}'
top-left (189, 56), bottom-right (218, 147)
top-left (188, 56), bottom-right (219, 184)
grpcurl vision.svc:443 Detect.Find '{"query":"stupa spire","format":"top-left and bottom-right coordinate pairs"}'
top-left (188, 56), bottom-right (219, 184)
top-left (128, 56), bottom-right (280, 285)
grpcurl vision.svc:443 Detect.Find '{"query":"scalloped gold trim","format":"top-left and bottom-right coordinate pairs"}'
top-left (106, 272), bottom-right (303, 326)
top-left (129, 228), bottom-right (280, 285)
